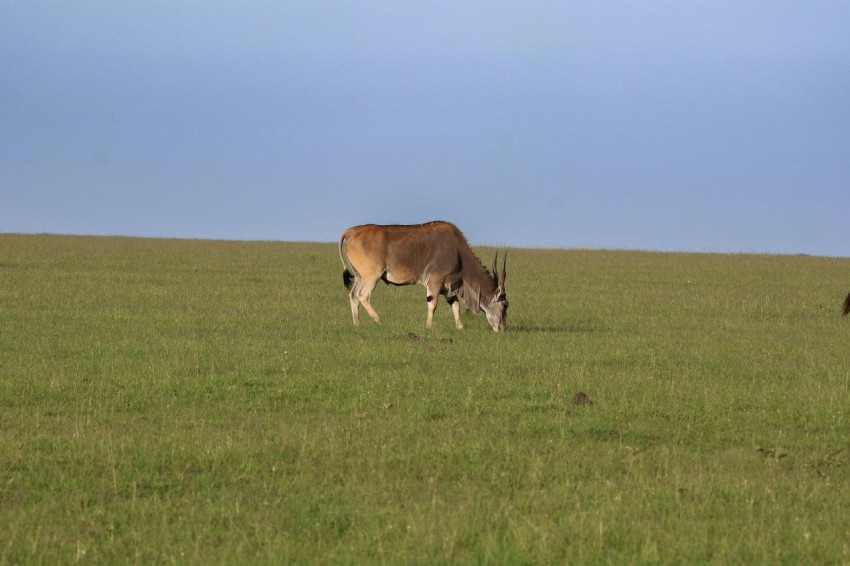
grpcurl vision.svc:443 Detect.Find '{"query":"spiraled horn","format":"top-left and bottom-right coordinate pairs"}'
top-left (500, 250), bottom-right (507, 288)
top-left (491, 250), bottom-right (499, 287)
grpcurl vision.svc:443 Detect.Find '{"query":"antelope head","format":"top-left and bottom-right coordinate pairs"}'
top-left (482, 250), bottom-right (509, 332)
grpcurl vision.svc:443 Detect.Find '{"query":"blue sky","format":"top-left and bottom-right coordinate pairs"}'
top-left (2, 2), bottom-right (848, 255)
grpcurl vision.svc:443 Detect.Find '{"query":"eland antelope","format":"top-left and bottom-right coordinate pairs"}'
top-left (338, 221), bottom-right (508, 331)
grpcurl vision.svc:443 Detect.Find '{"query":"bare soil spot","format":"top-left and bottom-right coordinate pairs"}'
top-left (571, 392), bottom-right (594, 406)
top-left (405, 333), bottom-right (454, 344)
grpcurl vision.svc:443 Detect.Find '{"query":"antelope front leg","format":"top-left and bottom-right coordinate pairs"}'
top-left (448, 296), bottom-right (464, 329)
top-left (425, 282), bottom-right (443, 329)
top-left (425, 294), bottom-right (438, 329)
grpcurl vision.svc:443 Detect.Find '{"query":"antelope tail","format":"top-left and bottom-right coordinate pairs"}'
top-left (339, 230), bottom-right (354, 290)
top-left (842, 292), bottom-right (850, 317)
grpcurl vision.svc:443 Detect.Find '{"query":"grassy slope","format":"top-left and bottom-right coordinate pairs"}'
top-left (1, 234), bottom-right (849, 563)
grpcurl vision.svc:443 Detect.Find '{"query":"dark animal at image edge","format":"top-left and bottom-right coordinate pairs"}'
top-left (843, 292), bottom-right (850, 316)
top-left (339, 221), bottom-right (509, 331)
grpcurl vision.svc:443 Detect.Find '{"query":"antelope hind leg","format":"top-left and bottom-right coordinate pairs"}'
top-left (349, 287), bottom-right (362, 326)
top-left (356, 277), bottom-right (382, 325)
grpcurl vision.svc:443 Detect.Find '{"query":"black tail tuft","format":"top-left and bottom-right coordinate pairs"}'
top-left (842, 292), bottom-right (850, 316)
top-left (343, 269), bottom-right (354, 290)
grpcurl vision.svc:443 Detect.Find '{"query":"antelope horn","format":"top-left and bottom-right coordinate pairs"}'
top-left (500, 250), bottom-right (507, 288)
top-left (491, 250), bottom-right (499, 287)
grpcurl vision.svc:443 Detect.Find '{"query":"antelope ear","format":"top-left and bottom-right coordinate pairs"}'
top-left (492, 286), bottom-right (503, 301)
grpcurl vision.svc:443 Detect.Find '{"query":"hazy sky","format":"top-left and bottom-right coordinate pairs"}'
top-left (2, 2), bottom-right (848, 255)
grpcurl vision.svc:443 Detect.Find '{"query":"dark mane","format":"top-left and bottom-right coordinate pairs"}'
top-left (454, 233), bottom-right (497, 314)
top-left (843, 292), bottom-right (850, 316)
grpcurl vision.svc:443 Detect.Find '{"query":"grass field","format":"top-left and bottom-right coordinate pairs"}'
top-left (1, 233), bottom-right (849, 564)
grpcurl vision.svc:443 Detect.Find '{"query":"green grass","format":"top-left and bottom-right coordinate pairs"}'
top-left (1, 233), bottom-right (849, 564)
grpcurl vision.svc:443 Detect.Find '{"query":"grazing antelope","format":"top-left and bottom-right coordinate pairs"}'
top-left (338, 221), bottom-right (508, 331)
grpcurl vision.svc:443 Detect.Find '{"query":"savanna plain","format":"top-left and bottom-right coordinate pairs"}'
top-left (1, 233), bottom-right (849, 564)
